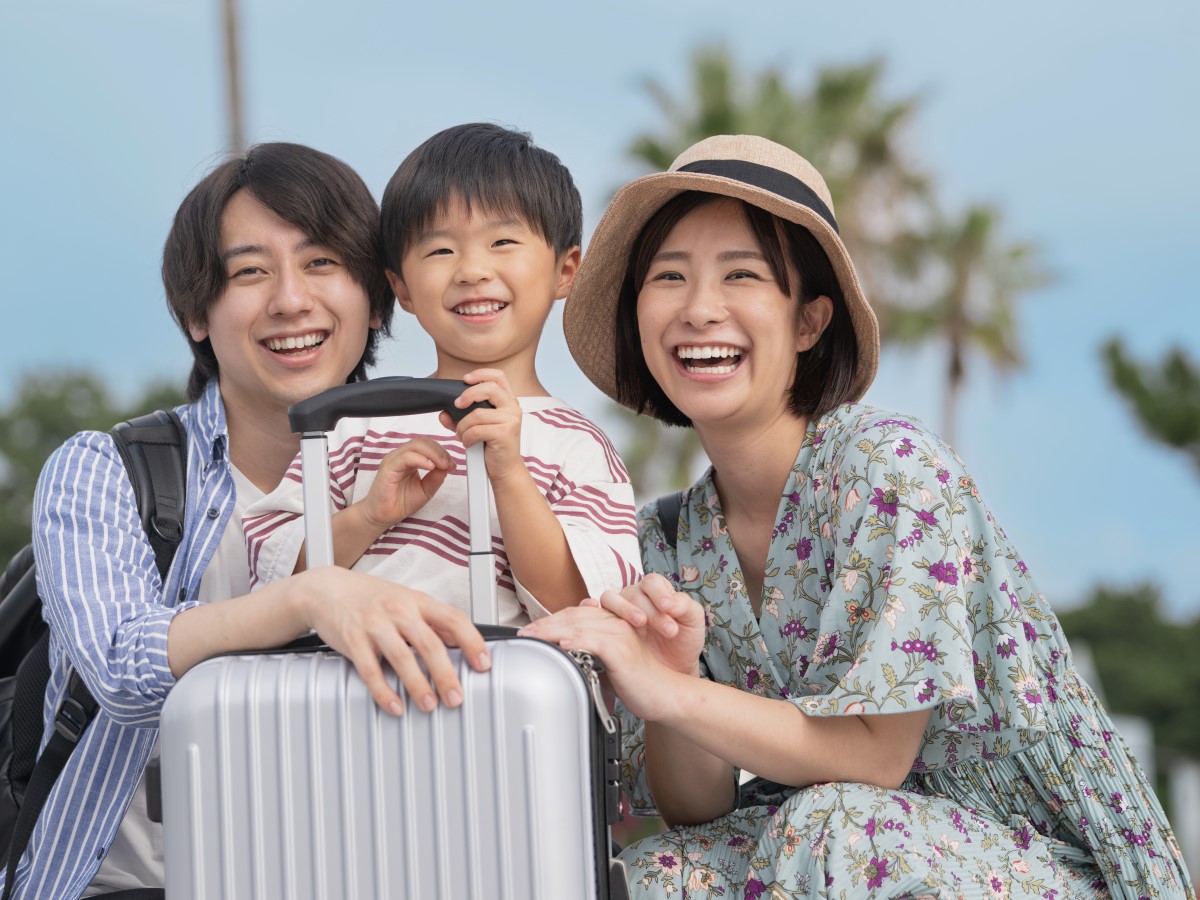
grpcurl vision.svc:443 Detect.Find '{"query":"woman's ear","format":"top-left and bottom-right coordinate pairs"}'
top-left (386, 270), bottom-right (412, 313)
top-left (187, 320), bottom-right (209, 343)
top-left (796, 295), bottom-right (834, 352)
top-left (554, 246), bottom-right (582, 300)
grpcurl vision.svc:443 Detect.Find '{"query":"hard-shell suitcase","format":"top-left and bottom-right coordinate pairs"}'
top-left (156, 378), bottom-right (629, 899)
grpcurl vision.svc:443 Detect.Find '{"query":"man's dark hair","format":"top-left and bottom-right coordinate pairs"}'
top-left (162, 142), bottom-right (394, 401)
top-left (614, 191), bottom-right (859, 427)
top-left (380, 123), bottom-right (582, 274)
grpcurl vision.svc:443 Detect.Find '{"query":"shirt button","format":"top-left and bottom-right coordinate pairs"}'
top-left (207, 507), bottom-right (220, 519)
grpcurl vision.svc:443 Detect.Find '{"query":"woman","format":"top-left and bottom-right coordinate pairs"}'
top-left (520, 136), bottom-right (1192, 897)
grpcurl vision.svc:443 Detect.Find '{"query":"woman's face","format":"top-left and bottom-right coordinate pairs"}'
top-left (636, 199), bottom-right (828, 434)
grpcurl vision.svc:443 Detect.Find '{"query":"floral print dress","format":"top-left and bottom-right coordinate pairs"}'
top-left (619, 404), bottom-right (1192, 898)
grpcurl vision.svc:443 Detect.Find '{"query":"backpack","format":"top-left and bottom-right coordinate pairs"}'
top-left (654, 491), bottom-right (684, 550)
top-left (0, 410), bottom-right (186, 895)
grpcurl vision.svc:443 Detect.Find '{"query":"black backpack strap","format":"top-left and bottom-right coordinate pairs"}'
top-left (2, 411), bottom-right (186, 900)
top-left (655, 490), bottom-right (685, 550)
top-left (110, 410), bottom-right (188, 581)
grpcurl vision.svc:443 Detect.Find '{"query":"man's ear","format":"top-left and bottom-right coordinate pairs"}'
top-left (796, 295), bottom-right (834, 353)
top-left (386, 270), bottom-right (413, 313)
top-left (554, 246), bottom-right (582, 300)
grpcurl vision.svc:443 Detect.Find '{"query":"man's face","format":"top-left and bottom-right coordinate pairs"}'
top-left (189, 189), bottom-right (379, 427)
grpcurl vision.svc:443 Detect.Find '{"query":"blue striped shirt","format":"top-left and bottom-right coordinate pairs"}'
top-left (3, 381), bottom-right (234, 899)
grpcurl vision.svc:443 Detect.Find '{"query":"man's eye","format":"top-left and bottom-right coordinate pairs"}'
top-left (231, 266), bottom-right (263, 278)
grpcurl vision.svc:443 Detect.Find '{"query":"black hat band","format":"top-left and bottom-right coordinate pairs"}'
top-left (676, 159), bottom-right (840, 235)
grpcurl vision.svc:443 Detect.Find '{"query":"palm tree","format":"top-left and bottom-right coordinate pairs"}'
top-left (222, 0), bottom-right (245, 152)
top-left (1103, 340), bottom-right (1200, 476)
top-left (885, 205), bottom-right (1050, 445)
top-left (614, 46), bottom-right (930, 497)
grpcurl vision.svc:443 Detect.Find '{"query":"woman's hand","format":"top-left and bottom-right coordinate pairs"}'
top-left (291, 567), bottom-right (490, 716)
top-left (358, 438), bottom-right (454, 531)
top-left (586, 573), bottom-right (706, 676)
top-left (518, 577), bottom-right (706, 721)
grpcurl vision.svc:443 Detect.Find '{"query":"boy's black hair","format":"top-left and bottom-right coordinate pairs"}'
top-left (162, 142), bottom-right (394, 402)
top-left (380, 123), bottom-right (583, 274)
top-left (614, 192), bottom-right (859, 426)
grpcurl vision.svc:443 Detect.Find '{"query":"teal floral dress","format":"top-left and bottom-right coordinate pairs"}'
top-left (619, 404), bottom-right (1192, 898)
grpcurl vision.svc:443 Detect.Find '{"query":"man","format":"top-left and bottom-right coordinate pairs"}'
top-left (4, 143), bottom-right (489, 899)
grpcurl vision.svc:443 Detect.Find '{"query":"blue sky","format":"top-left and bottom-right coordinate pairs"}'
top-left (2, 0), bottom-right (1197, 615)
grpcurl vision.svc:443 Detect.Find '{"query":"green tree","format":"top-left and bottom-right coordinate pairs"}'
top-left (1057, 584), bottom-right (1200, 758)
top-left (885, 205), bottom-right (1051, 445)
top-left (0, 371), bottom-right (184, 564)
top-left (1103, 339), bottom-right (1200, 475)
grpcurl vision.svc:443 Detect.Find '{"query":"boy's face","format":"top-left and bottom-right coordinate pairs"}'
top-left (389, 197), bottom-right (579, 387)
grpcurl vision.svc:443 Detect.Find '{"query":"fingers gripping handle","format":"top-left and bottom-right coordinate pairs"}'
top-left (290, 378), bottom-right (498, 624)
top-left (288, 376), bottom-right (485, 433)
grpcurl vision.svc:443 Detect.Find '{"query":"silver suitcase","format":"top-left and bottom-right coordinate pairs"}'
top-left (157, 378), bottom-right (628, 899)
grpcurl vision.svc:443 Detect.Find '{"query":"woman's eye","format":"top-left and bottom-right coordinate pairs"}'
top-left (649, 271), bottom-right (684, 283)
top-left (728, 269), bottom-right (760, 280)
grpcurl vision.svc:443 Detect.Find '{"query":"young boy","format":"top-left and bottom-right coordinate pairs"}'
top-left (244, 124), bottom-right (641, 626)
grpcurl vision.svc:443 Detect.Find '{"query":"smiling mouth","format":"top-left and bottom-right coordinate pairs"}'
top-left (453, 300), bottom-right (509, 316)
top-left (264, 331), bottom-right (327, 354)
top-left (676, 344), bottom-right (743, 375)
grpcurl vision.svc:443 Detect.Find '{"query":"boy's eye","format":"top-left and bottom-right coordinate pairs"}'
top-left (426, 247), bottom-right (453, 257)
top-left (492, 238), bottom-right (517, 248)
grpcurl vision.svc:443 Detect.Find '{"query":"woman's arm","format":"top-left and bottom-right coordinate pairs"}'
top-left (523, 580), bottom-right (931, 826)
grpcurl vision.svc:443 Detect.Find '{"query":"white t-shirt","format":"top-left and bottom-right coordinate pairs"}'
top-left (243, 398), bottom-right (642, 626)
top-left (84, 465), bottom-right (262, 896)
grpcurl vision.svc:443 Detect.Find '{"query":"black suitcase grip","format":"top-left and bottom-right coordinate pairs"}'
top-left (288, 377), bottom-right (490, 433)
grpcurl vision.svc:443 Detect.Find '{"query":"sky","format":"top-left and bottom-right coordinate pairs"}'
top-left (2, 0), bottom-right (1198, 615)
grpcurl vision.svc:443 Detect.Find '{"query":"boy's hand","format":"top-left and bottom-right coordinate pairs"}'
top-left (359, 438), bottom-right (454, 531)
top-left (440, 369), bottom-right (525, 482)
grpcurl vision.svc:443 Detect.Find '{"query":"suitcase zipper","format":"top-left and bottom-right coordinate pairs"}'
top-left (568, 649), bottom-right (616, 734)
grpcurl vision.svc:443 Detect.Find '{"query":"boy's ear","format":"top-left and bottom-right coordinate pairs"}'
top-left (554, 246), bottom-right (582, 300)
top-left (386, 270), bottom-right (413, 313)
top-left (795, 295), bottom-right (834, 353)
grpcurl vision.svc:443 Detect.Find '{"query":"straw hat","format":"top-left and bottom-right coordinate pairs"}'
top-left (564, 134), bottom-right (880, 408)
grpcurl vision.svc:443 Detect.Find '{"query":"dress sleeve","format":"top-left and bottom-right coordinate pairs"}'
top-left (787, 417), bottom-right (1050, 770)
top-left (242, 428), bottom-right (359, 588)
top-left (32, 431), bottom-right (204, 726)
top-left (512, 420), bottom-right (642, 619)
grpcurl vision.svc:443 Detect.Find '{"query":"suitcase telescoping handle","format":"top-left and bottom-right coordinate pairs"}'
top-left (288, 377), bottom-right (498, 626)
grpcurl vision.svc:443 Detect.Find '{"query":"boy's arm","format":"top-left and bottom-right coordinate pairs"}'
top-left (449, 372), bottom-right (641, 614)
top-left (325, 438), bottom-right (454, 569)
top-left (489, 467), bottom-right (589, 611)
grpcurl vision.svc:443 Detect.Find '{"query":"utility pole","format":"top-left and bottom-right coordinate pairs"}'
top-left (222, 0), bottom-right (245, 153)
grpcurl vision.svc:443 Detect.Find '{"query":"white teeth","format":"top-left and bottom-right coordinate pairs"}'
top-left (454, 301), bottom-right (507, 316)
top-left (676, 345), bottom-right (742, 360)
top-left (266, 332), bottom-right (325, 351)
